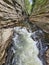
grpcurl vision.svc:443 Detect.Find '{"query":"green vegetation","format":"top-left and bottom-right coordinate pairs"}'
top-left (24, 0), bottom-right (49, 15)
top-left (24, 0), bottom-right (32, 15)
top-left (32, 0), bottom-right (49, 15)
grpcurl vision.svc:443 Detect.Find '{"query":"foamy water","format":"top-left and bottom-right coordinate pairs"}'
top-left (12, 27), bottom-right (43, 65)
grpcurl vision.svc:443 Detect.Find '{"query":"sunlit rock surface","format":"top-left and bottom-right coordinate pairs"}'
top-left (0, 28), bottom-right (13, 65)
top-left (0, 0), bottom-right (25, 28)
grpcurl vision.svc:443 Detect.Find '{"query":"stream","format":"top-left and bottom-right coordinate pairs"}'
top-left (4, 26), bottom-right (48, 65)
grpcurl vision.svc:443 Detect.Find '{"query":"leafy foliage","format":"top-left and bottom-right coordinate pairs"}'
top-left (24, 0), bottom-right (32, 15)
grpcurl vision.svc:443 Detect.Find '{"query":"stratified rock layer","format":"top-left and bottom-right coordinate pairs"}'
top-left (0, 28), bottom-right (13, 65)
top-left (0, 0), bottom-right (25, 28)
top-left (0, 0), bottom-right (25, 64)
top-left (30, 0), bottom-right (49, 33)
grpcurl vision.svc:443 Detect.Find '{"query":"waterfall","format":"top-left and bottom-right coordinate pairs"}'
top-left (5, 27), bottom-right (47, 65)
top-left (12, 27), bottom-right (43, 65)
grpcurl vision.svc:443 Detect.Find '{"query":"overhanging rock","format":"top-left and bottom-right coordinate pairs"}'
top-left (0, 0), bottom-right (25, 28)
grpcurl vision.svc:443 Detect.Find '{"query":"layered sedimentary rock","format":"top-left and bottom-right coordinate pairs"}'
top-left (0, 0), bottom-right (25, 64)
top-left (0, 0), bottom-right (49, 65)
top-left (45, 49), bottom-right (49, 65)
top-left (29, 1), bottom-right (49, 65)
top-left (29, 0), bottom-right (49, 33)
top-left (0, 28), bottom-right (13, 65)
top-left (0, 0), bottom-right (25, 28)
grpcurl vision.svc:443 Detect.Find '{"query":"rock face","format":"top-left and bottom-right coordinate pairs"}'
top-left (0, 28), bottom-right (13, 65)
top-left (0, 0), bottom-right (26, 65)
top-left (45, 49), bottom-right (49, 65)
top-left (0, 0), bottom-right (25, 28)
top-left (0, 0), bottom-right (26, 64)
top-left (30, 0), bottom-right (49, 33)
top-left (29, 1), bottom-right (49, 64)
top-left (0, 0), bottom-right (49, 65)
top-left (30, 15), bottom-right (49, 33)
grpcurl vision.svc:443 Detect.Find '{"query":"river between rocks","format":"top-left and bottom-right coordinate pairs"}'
top-left (4, 26), bottom-right (48, 65)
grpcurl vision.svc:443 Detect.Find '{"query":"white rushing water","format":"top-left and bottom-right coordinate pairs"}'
top-left (12, 27), bottom-right (43, 65)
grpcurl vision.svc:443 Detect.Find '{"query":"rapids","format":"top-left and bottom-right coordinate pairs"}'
top-left (4, 27), bottom-right (48, 65)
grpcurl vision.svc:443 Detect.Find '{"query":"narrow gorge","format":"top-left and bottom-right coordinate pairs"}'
top-left (0, 0), bottom-right (49, 65)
